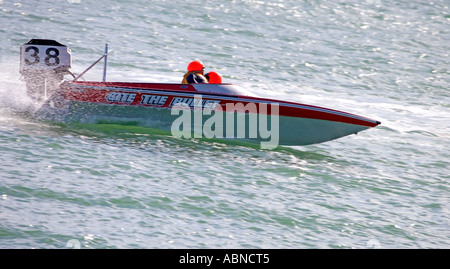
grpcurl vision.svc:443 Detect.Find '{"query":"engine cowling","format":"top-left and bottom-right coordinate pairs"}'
top-left (20, 39), bottom-right (72, 102)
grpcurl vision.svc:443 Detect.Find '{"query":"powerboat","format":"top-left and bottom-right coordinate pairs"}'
top-left (19, 39), bottom-right (380, 149)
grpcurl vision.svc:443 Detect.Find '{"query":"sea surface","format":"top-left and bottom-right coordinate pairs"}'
top-left (0, 0), bottom-right (449, 249)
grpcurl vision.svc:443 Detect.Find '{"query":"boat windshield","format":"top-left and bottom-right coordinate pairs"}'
top-left (192, 84), bottom-right (257, 97)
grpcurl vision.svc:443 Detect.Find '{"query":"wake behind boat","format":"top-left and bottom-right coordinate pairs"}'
top-left (19, 39), bottom-right (380, 149)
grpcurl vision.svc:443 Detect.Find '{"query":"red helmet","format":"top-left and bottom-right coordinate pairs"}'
top-left (187, 60), bottom-right (204, 72)
top-left (206, 71), bottom-right (222, 84)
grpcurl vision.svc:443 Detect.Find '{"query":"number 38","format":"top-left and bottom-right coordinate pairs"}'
top-left (24, 46), bottom-right (60, 66)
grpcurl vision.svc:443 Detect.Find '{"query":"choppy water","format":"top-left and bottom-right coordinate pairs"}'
top-left (0, 0), bottom-right (449, 248)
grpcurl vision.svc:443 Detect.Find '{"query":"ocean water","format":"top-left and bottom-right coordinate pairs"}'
top-left (0, 0), bottom-right (449, 249)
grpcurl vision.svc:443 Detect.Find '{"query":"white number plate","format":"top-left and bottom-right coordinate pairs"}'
top-left (20, 44), bottom-right (71, 72)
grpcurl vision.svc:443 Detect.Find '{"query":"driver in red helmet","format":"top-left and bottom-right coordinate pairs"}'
top-left (205, 71), bottom-right (222, 84)
top-left (181, 60), bottom-right (208, 84)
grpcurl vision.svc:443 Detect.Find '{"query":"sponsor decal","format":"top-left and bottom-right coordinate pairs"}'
top-left (169, 97), bottom-right (221, 109)
top-left (140, 94), bottom-right (169, 106)
top-left (105, 92), bottom-right (136, 103)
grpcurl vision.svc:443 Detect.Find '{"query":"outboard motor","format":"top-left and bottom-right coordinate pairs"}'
top-left (20, 39), bottom-right (72, 102)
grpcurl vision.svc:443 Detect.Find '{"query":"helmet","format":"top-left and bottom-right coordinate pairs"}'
top-left (206, 71), bottom-right (222, 84)
top-left (187, 60), bottom-right (204, 72)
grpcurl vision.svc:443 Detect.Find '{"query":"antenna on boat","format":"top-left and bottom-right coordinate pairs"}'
top-left (102, 43), bottom-right (108, 82)
top-left (73, 43), bottom-right (109, 82)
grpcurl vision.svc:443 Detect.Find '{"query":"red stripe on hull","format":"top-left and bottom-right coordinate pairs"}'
top-left (63, 81), bottom-right (380, 128)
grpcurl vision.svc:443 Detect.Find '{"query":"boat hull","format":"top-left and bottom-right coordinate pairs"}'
top-left (37, 81), bottom-right (380, 147)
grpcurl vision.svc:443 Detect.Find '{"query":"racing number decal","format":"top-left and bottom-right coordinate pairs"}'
top-left (24, 46), bottom-right (60, 66)
top-left (24, 46), bottom-right (40, 65)
top-left (45, 48), bottom-right (60, 66)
